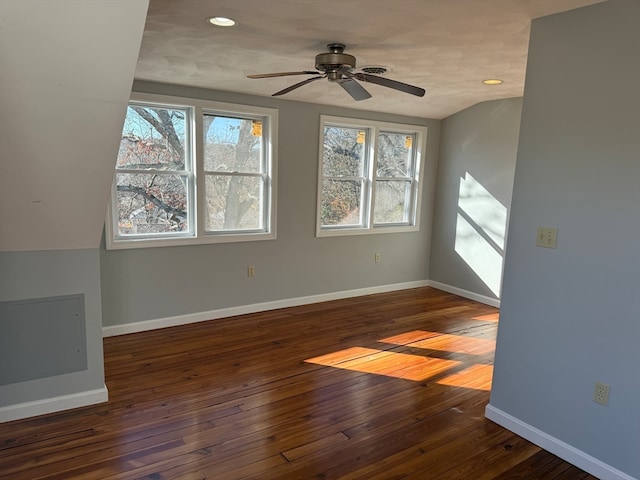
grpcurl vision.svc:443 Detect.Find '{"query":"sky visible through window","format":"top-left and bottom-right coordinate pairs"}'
top-left (122, 107), bottom-right (244, 145)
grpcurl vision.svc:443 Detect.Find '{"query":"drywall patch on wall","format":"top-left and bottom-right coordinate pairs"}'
top-left (0, 294), bottom-right (87, 386)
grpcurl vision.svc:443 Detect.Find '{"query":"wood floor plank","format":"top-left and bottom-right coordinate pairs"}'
top-left (491, 449), bottom-right (571, 479)
top-left (0, 287), bottom-right (599, 479)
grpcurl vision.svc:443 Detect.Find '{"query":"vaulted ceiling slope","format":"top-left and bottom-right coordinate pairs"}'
top-left (0, 1), bottom-right (150, 251)
top-left (0, 0), bottom-right (604, 252)
top-left (136, 0), bottom-right (604, 119)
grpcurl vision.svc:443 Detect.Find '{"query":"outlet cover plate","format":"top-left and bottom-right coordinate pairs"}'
top-left (536, 227), bottom-right (558, 249)
top-left (593, 382), bottom-right (610, 406)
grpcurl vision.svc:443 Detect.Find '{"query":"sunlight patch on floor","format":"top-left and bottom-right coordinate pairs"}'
top-left (436, 363), bottom-right (493, 391)
top-left (305, 326), bottom-right (496, 388)
top-left (380, 330), bottom-right (495, 355)
top-left (470, 313), bottom-right (500, 322)
top-left (305, 347), bottom-right (460, 382)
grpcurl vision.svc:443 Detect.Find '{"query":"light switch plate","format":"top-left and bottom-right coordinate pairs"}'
top-left (536, 227), bottom-right (558, 248)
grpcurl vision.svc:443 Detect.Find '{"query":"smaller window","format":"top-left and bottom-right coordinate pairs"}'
top-left (374, 131), bottom-right (417, 225)
top-left (320, 125), bottom-right (370, 228)
top-left (112, 102), bottom-right (194, 239)
top-left (317, 116), bottom-right (427, 236)
top-left (203, 114), bottom-right (269, 233)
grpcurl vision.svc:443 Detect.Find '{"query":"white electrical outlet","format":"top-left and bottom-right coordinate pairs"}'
top-left (247, 265), bottom-right (255, 277)
top-left (536, 227), bottom-right (558, 249)
top-left (375, 253), bottom-right (381, 263)
top-left (593, 382), bottom-right (610, 406)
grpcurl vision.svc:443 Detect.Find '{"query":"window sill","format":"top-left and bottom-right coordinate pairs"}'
top-left (316, 224), bottom-right (420, 238)
top-left (105, 231), bottom-right (276, 250)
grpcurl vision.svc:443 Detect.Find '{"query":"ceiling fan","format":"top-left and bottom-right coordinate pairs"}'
top-left (247, 43), bottom-right (426, 101)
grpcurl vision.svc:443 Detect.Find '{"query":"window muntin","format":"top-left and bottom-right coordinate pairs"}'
top-left (317, 116), bottom-right (426, 236)
top-left (107, 94), bottom-right (277, 249)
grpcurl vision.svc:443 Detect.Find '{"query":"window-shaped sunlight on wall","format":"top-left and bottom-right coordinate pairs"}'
top-left (455, 172), bottom-right (508, 297)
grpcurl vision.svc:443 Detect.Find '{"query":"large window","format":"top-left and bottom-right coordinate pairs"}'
top-left (106, 94), bottom-right (277, 249)
top-left (317, 115), bottom-right (426, 236)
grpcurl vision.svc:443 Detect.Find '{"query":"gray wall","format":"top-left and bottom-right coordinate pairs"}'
top-left (0, 250), bottom-right (105, 410)
top-left (101, 82), bottom-right (441, 327)
top-left (489, 1), bottom-right (640, 478)
top-left (0, 0), bottom-right (147, 420)
top-left (430, 98), bottom-right (521, 301)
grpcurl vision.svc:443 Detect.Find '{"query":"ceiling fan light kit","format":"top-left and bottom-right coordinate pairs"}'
top-left (247, 43), bottom-right (425, 101)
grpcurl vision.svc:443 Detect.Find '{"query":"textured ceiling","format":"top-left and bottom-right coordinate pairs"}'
top-left (136, 0), bottom-right (604, 119)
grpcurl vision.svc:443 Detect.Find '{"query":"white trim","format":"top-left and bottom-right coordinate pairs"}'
top-left (428, 280), bottom-right (500, 308)
top-left (103, 281), bottom-right (430, 337)
top-left (0, 386), bottom-right (108, 423)
top-left (485, 404), bottom-right (638, 480)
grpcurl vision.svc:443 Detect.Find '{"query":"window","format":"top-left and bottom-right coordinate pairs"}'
top-left (317, 115), bottom-right (426, 236)
top-left (106, 94), bottom-right (277, 249)
top-left (202, 114), bottom-right (267, 233)
top-left (111, 103), bottom-right (193, 238)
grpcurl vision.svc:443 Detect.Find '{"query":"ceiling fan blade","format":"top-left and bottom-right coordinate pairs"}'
top-left (272, 75), bottom-right (325, 96)
top-left (338, 78), bottom-right (372, 101)
top-left (339, 69), bottom-right (372, 100)
top-left (247, 71), bottom-right (319, 79)
top-left (354, 72), bottom-right (426, 97)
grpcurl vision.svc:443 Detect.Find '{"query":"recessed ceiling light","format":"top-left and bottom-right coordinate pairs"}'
top-left (208, 16), bottom-right (236, 27)
top-left (483, 79), bottom-right (503, 85)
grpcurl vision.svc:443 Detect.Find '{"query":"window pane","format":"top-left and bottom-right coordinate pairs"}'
top-left (118, 105), bottom-right (187, 170)
top-left (115, 173), bottom-right (189, 235)
top-left (322, 126), bottom-right (366, 177)
top-left (203, 115), bottom-right (263, 173)
top-left (205, 175), bottom-right (264, 231)
top-left (374, 180), bottom-right (412, 224)
top-left (377, 132), bottom-right (414, 177)
top-left (321, 179), bottom-right (363, 226)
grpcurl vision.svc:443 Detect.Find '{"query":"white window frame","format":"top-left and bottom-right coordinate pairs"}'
top-left (316, 115), bottom-right (427, 237)
top-left (106, 93), bottom-right (277, 250)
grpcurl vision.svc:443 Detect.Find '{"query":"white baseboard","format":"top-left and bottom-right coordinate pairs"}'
top-left (428, 280), bottom-right (501, 308)
top-left (103, 280), bottom-right (430, 337)
top-left (485, 404), bottom-right (637, 480)
top-left (0, 385), bottom-right (108, 423)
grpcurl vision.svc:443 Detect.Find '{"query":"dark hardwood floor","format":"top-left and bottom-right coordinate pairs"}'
top-left (0, 287), bottom-right (598, 479)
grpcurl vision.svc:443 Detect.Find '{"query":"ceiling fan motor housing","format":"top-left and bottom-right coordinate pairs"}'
top-left (316, 43), bottom-right (356, 80)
